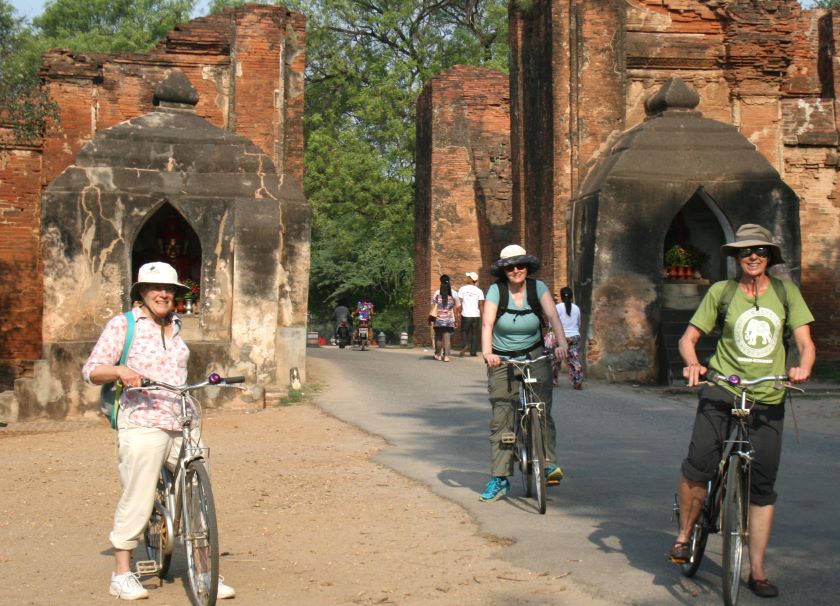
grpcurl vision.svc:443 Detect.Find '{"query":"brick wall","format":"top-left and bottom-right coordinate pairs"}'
top-left (509, 0), bottom-right (840, 360)
top-left (413, 66), bottom-right (512, 345)
top-left (0, 5), bottom-right (306, 384)
top-left (0, 135), bottom-right (43, 383)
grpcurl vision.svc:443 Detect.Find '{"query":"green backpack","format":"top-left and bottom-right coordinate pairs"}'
top-left (99, 311), bottom-right (136, 429)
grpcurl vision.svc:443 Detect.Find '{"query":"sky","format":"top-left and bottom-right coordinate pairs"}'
top-left (8, 0), bottom-right (211, 20)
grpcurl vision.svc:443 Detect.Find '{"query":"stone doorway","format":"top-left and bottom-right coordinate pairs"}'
top-left (659, 189), bottom-right (734, 383)
top-left (132, 203), bottom-right (202, 310)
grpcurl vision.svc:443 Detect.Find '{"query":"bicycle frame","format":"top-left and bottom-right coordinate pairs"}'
top-left (127, 373), bottom-right (244, 606)
top-left (499, 354), bottom-right (551, 513)
top-left (673, 371), bottom-right (793, 605)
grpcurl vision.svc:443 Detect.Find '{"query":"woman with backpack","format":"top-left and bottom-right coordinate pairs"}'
top-left (670, 224), bottom-right (815, 598)
top-left (478, 245), bottom-right (568, 502)
top-left (82, 262), bottom-right (236, 601)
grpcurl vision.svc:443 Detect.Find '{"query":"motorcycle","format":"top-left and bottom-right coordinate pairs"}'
top-left (335, 320), bottom-right (351, 349)
top-left (355, 319), bottom-right (370, 351)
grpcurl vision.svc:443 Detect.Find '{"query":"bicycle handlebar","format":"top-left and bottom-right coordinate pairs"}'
top-left (704, 370), bottom-right (789, 389)
top-left (129, 373), bottom-right (246, 394)
top-left (497, 353), bottom-right (553, 364)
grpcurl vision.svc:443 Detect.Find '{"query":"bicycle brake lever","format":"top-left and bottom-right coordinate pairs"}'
top-left (783, 382), bottom-right (805, 393)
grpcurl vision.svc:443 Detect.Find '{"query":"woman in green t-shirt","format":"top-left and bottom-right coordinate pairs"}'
top-left (670, 224), bottom-right (815, 598)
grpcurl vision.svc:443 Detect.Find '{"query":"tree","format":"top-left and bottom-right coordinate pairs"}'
top-left (32, 0), bottom-right (195, 52)
top-left (809, 0), bottom-right (840, 7)
top-left (0, 1), bottom-right (55, 141)
top-left (1, 0), bottom-right (196, 141)
top-left (280, 0), bottom-right (509, 336)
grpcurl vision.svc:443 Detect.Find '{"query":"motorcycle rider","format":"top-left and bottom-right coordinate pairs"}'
top-left (353, 297), bottom-right (375, 346)
top-left (332, 301), bottom-right (352, 345)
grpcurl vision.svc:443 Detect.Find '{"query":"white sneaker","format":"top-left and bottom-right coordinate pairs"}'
top-left (109, 571), bottom-right (149, 600)
top-left (218, 576), bottom-right (236, 599)
top-left (200, 573), bottom-right (236, 599)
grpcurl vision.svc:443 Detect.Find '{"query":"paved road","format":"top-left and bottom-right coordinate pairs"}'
top-left (308, 346), bottom-right (840, 605)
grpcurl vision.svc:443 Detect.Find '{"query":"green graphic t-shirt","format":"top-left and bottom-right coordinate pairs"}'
top-left (689, 279), bottom-right (814, 404)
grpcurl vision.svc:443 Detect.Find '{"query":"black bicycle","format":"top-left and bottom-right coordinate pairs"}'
top-left (499, 354), bottom-right (552, 514)
top-left (673, 370), bottom-right (800, 606)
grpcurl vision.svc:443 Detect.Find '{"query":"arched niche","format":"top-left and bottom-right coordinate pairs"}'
top-left (132, 203), bottom-right (202, 289)
top-left (663, 188), bottom-right (732, 285)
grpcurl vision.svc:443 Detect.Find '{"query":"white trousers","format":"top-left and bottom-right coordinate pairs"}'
top-left (109, 424), bottom-right (200, 551)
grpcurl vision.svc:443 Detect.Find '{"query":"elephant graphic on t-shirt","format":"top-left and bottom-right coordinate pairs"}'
top-left (744, 318), bottom-right (773, 348)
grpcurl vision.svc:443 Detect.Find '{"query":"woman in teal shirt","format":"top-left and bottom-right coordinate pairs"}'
top-left (479, 245), bottom-right (568, 502)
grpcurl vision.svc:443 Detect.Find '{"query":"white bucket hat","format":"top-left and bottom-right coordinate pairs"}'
top-left (130, 262), bottom-right (190, 301)
top-left (465, 271), bottom-right (479, 282)
top-left (490, 244), bottom-right (541, 278)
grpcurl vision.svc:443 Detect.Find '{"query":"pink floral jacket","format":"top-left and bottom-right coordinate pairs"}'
top-left (83, 307), bottom-right (191, 430)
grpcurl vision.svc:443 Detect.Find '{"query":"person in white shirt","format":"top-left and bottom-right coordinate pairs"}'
top-left (457, 271), bottom-right (484, 357)
top-left (555, 287), bottom-right (583, 389)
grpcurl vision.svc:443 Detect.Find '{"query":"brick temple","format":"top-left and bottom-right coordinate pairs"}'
top-left (415, 0), bottom-right (840, 380)
top-left (0, 5), bottom-right (309, 418)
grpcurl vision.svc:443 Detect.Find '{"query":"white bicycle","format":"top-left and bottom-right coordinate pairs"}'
top-left (128, 372), bottom-right (244, 606)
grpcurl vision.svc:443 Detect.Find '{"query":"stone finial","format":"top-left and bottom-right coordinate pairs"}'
top-left (153, 70), bottom-right (199, 108)
top-left (644, 77), bottom-right (700, 116)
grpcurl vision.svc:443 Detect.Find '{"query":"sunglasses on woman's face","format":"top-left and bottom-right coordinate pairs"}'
top-left (736, 246), bottom-right (770, 259)
top-left (504, 263), bottom-right (528, 272)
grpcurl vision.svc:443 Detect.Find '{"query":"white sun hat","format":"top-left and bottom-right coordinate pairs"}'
top-left (129, 262), bottom-right (190, 301)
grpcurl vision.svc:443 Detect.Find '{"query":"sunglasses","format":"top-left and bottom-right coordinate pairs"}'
top-left (504, 263), bottom-right (528, 272)
top-left (736, 246), bottom-right (770, 259)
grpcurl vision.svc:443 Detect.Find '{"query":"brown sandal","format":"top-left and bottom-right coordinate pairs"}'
top-left (669, 541), bottom-right (690, 563)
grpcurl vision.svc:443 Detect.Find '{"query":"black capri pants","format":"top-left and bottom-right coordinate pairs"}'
top-left (681, 385), bottom-right (785, 507)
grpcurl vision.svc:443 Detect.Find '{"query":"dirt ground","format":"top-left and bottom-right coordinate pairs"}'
top-left (0, 357), bottom-right (587, 605)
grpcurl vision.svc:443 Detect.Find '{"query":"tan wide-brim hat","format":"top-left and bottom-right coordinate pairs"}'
top-left (130, 261), bottom-right (191, 301)
top-left (490, 244), bottom-right (541, 278)
top-left (720, 223), bottom-right (785, 266)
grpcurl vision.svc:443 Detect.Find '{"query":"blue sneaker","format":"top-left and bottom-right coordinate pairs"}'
top-left (479, 476), bottom-right (509, 502)
top-left (545, 466), bottom-right (564, 485)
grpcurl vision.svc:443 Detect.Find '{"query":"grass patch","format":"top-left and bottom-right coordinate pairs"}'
top-left (275, 380), bottom-right (322, 406)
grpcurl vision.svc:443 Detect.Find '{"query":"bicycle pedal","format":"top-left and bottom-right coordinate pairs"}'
top-left (500, 432), bottom-right (516, 444)
top-left (135, 560), bottom-right (159, 575)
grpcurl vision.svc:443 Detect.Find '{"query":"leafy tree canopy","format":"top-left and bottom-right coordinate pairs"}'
top-left (1, 0), bottom-right (195, 140)
top-left (33, 0), bottom-right (195, 52)
top-left (278, 0), bottom-right (509, 336)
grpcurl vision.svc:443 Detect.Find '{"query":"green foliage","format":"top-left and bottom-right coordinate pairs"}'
top-left (809, 0), bottom-right (840, 8)
top-left (33, 0), bottom-right (195, 52)
top-left (207, 0), bottom-right (273, 14)
top-left (0, 0), bottom-right (195, 141)
top-left (285, 0), bottom-right (509, 335)
top-left (0, 1), bottom-right (56, 141)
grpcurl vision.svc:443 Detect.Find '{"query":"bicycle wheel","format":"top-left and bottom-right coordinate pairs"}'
top-left (721, 457), bottom-right (748, 606)
top-left (529, 409), bottom-right (547, 514)
top-left (183, 460), bottom-right (219, 606)
top-left (143, 470), bottom-right (173, 578)
top-left (518, 424), bottom-right (532, 497)
top-left (516, 389), bottom-right (532, 498)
